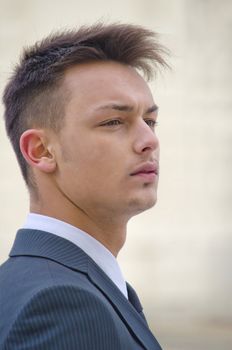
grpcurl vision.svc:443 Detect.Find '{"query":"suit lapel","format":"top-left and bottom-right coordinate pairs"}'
top-left (87, 261), bottom-right (161, 350)
top-left (10, 229), bottom-right (162, 350)
top-left (10, 229), bottom-right (89, 273)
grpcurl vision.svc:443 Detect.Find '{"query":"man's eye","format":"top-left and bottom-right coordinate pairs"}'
top-left (145, 119), bottom-right (158, 128)
top-left (101, 119), bottom-right (122, 126)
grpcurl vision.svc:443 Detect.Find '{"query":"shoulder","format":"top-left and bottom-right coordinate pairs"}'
top-left (1, 284), bottom-right (125, 350)
top-left (0, 255), bottom-right (95, 342)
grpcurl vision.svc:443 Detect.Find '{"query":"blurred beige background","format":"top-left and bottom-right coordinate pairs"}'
top-left (0, 0), bottom-right (231, 349)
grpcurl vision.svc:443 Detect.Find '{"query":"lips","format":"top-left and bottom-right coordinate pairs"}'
top-left (130, 162), bottom-right (159, 177)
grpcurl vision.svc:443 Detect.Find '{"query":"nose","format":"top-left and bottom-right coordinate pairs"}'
top-left (132, 120), bottom-right (159, 155)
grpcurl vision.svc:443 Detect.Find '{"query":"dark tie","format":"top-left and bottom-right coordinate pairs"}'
top-left (126, 282), bottom-right (148, 324)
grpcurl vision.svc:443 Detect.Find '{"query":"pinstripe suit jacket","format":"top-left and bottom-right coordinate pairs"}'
top-left (0, 229), bottom-right (162, 349)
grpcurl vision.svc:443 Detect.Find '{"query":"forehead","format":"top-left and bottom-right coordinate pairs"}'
top-left (62, 61), bottom-right (154, 111)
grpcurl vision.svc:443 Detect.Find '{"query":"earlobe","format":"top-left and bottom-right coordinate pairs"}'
top-left (20, 129), bottom-right (56, 173)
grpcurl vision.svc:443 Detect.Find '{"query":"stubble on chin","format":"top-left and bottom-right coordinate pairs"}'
top-left (127, 193), bottom-right (157, 217)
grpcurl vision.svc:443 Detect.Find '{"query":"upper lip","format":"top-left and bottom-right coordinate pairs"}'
top-left (130, 162), bottom-right (159, 176)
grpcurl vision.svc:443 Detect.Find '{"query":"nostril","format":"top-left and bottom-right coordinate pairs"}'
top-left (142, 146), bottom-right (152, 152)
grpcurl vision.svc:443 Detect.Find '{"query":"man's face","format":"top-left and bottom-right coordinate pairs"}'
top-left (53, 61), bottom-right (160, 222)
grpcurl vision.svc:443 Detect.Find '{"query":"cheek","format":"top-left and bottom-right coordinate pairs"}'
top-left (61, 133), bottom-right (126, 183)
top-left (81, 139), bottom-right (121, 168)
top-left (77, 151), bottom-right (123, 192)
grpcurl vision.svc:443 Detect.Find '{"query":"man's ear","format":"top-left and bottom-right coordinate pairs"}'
top-left (20, 129), bottom-right (56, 173)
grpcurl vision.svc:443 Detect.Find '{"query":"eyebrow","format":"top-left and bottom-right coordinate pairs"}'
top-left (95, 103), bottom-right (159, 115)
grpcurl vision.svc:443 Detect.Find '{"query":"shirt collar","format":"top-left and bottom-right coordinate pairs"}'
top-left (23, 213), bottom-right (128, 299)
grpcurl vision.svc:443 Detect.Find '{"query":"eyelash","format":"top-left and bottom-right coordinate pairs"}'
top-left (145, 119), bottom-right (158, 128)
top-left (103, 120), bottom-right (122, 126)
top-left (101, 119), bottom-right (158, 128)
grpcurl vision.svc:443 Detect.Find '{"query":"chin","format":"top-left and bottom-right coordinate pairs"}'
top-left (128, 193), bottom-right (157, 217)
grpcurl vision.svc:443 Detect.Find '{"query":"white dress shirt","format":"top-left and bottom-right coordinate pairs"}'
top-left (23, 213), bottom-right (128, 299)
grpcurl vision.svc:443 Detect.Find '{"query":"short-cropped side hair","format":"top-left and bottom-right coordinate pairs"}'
top-left (3, 22), bottom-right (169, 187)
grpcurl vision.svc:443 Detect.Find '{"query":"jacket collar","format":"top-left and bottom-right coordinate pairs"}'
top-left (10, 229), bottom-right (162, 350)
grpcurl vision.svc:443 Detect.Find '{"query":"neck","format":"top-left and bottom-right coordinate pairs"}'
top-left (30, 190), bottom-right (128, 257)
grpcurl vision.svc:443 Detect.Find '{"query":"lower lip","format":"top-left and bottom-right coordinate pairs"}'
top-left (131, 172), bottom-right (157, 182)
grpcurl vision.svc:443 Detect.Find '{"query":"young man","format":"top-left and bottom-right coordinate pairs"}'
top-left (0, 23), bottom-right (168, 349)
